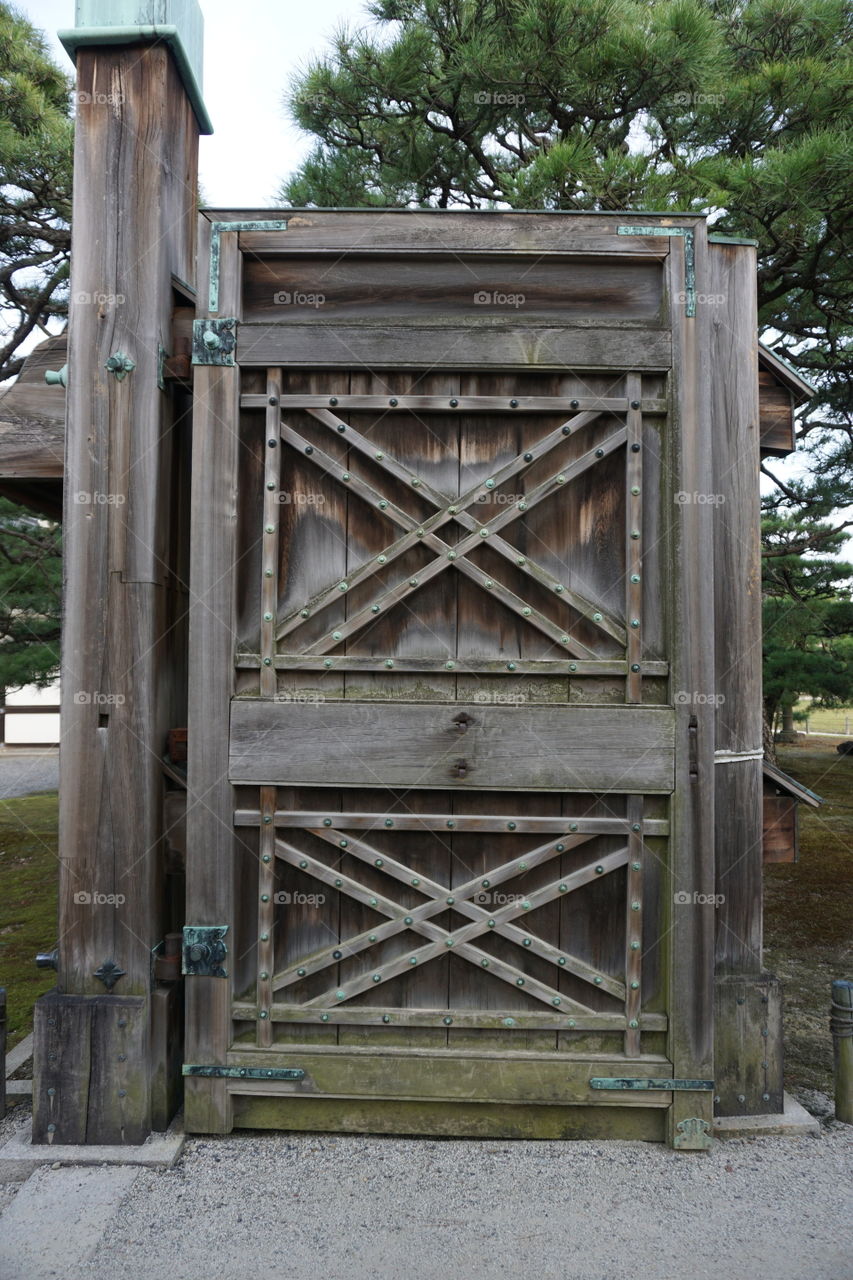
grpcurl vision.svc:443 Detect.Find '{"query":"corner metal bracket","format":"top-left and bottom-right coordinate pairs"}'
top-left (208, 220), bottom-right (288, 313)
top-left (182, 1065), bottom-right (305, 1081)
top-left (617, 225), bottom-right (696, 317)
top-left (182, 925), bottom-right (229, 977)
top-left (673, 1116), bottom-right (713, 1150)
top-left (192, 318), bottom-right (236, 367)
top-left (590, 1078), bottom-right (714, 1091)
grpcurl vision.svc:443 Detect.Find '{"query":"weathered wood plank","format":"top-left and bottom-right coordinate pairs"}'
top-left (236, 324), bottom-right (672, 371)
top-left (241, 393), bottom-right (668, 413)
top-left (229, 701), bottom-right (676, 791)
top-left (233, 811), bottom-right (670, 835)
top-left (232, 1002), bottom-right (667, 1031)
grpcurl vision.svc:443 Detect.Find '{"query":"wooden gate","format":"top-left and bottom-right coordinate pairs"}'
top-left (185, 212), bottom-right (715, 1146)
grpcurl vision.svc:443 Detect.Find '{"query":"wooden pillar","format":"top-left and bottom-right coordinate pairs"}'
top-left (32, 2), bottom-right (209, 1144)
top-left (707, 238), bottom-right (781, 1115)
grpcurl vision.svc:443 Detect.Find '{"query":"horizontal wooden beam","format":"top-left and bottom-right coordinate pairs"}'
top-left (233, 811), bottom-right (670, 835)
top-left (236, 655), bottom-right (668, 677)
top-left (229, 700), bottom-right (676, 791)
top-left (241, 393), bottom-right (668, 413)
top-left (232, 1003), bottom-right (668, 1032)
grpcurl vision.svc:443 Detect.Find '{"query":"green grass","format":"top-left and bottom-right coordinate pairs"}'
top-left (765, 738), bottom-right (853, 1094)
top-left (792, 700), bottom-right (853, 736)
top-left (0, 791), bottom-right (59, 1048)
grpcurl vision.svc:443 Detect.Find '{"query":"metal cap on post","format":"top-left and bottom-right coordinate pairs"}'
top-left (831, 979), bottom-right (853, 1124)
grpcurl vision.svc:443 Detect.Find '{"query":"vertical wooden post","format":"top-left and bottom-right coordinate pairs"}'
top-left (831, 979), bottom-right (853, 1124)
top-left (32, 2), bottom-right (208, 1144)
top-left (666, 225), bottom-right (716, 1149)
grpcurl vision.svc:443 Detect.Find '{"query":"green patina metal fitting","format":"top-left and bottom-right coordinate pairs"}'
top-left (617, 225), bottom-right (696, 316)
top-left (207, 220), bottom-right (288, 312)
top-left (590, 1077), bottom-right (714, 1091)
top-left (673, 1116), bottom-right (713, 1150)
top-left (192, 317), bottom-right (237, 366)
top-left (182, 924), bottom-right (229, 976)
top-left (182, 1065), bottom-right (305, 1080)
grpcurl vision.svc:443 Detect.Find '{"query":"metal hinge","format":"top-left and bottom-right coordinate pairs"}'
top-left (590, 1077), bottom-right (714, 1091)
top-left (182, 1065), bottom-right (305, 1081)
top-left (182, 925), bottom-right (229, 977)
top-left (192, 317), bottom-right (237, 366)
top-left (617, 225), bottom-right (696, 316)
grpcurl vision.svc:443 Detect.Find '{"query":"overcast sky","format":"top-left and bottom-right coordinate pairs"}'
top-left (21, 0), bottom-right (374, 204)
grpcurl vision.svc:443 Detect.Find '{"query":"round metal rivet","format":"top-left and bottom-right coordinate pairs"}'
top-left (737, 1094), bottom-right (746, 1103)
top-left (446, 896), bottom-right (455, 905)
top-left (594, 976), bottom-right (603, 985)
top-left (630, 573), bottom-right (641, 583)
top-left (487, 919), bottom-right (496, 928)
top-left (559, 883), bottom-right (568, 893)
top-left (409, 956), bottom-right (418, 965)
top-left (523, 452), bottom-right (533, 462)
top-left (333, 950), bottom-right (342, 960)
top-left (259, 972), bottom-right (269, 981)
top-left (631, 486), bottom-right (640, 496)
top-left (507, 662), bottom-right (517, 671)
top-left (481, 959), bottom-right (490, 967)
top-left (484, 579), bottom-right (493, 589)
top-left (562, 425), bottom-right (571, 435)
top-left (369, 934), bottom-right (377, 942)
top-left (631, 981), bottom-right (640, 990)
top-left (631, 443), bottom-right (641, 452)
top-left (265, 570), bottom-right (274, 578)
top-left (445, 660), bottom-right (455, 670)
top-left (411, 878), bottom-right (420, 886)
top-left (479, 528), bottom-right (489, 538)
top-left (523, 938), bottom-right (531, 948)
top-left (297, 967), bottom-right (306, 977)
top-left (762, 1093), bottom-right (770, 1102)
top-left (556, 474), bottom-right (566, 484)
top-left (335, 879), bottom-right (342, 888)
top-left (448, 505), bottom-right (458, 514)
top-left (268, 440), bottom-right (277, 449)
top-left (552, 997), bottom-right (561, 1006)
top-left (631, 619), bottom-right (640, 628)
top-left (378, 501), bottom-right (388, 511)
top-left (377, 554), bottom-right (387, 564)
top-left (630, 530), bottom-right (640, 541)
top-left (518, 862), bottom-right (527, 871)
top-left (373, 974), bottom-right (382, 983)
top-left (517, 557), bottom-right (526, 567)
top-left (339, 581), bottom-right (348, 591)
top-left (629, 1019), bottom-right (639, 1029)
top-left (299, 860), bottom-right (308, 869)
top-left (560, 635), bottom-right (569, 645)
top-left (567, 1019), bottom-right (576, 1028)
top-left (385, 659), bottom-right (394, 668)
top-left (261, 893), bottom-right (269, 902)
top-left (372, 605), bottom-right (381, 614)
top-left (503, 1017), bottom-right (516, 1027)
top-left (482, 879), bottom-right (491, 888)
top-left (339, 839), bottom-right (348, 848)
top-left (507, 821), bottom-right (516, 830)
top-left (263, 657), bottom-right (272, 666)
top-left (260, 933), bottom-right (269, 942)
top-left (332, 631), bottom-right (342, 641)
top-left (321, 1013), bottom-right (330, 1022)
top-left (411, 477), bottom-right (420, 487)
top-left (300, 607), bottom-right (309, 616)
top-left (336, 990), bottom-right (346, 1000)
top-left (375, 858), bottom-right (384, 868)
top-left (632, 823), bottom-right (642, 832)
top-left (631, 400), bottom-right (641, 410)
top-left (556, 843), bottom-right (565, 853)
top-left (516, 978), bottom-right (525, 986)
top-left (555, 584), bottom-right (564, 593)
top-left (447, 820), bottom-right (455, 828)
top-left (631, 941), bottom-right (640, 950)
top-left (404, 915), bottom-right (413, 925)
top-left (323, 818), bottom-right (332, 826)
top-left (388, 397), bottom-right (399, 407)
top-left (518, 501), bottom-right (527, 511)
top-left (382, 1014), bottom-right (391, 1023)
top-left (329, 397), bottom-right (338, 406)
top-left (265, 524), bottom-right (274, 534)
top-left (266, 481), bottom-right (276, 491)
top-left (450, 398), bottom-right (459, 407)
top-left (409, 578), bottom-right (418, 587)
top-left (632, 861), bottom-right (641, 871)
top-left (570, 399), bottom-right (579, 409)
top-left (509, 399), bottom-right (518, 408)
top-left (569, 663), bottom-right (577, 672)
top-left (569, 823), bottom-right (578, 832)
top-left (447, 551), bottom-right (457, 560)
top-left (523, 607), bottom-right (531, 616)
top-left (384, 818), bottom-right (394, 827)
top-left (262, 854), bottom-right (271, 863)
top-left (631, 901), bottom-right (641, 911)
top-left (342, 472), bottom-right (350, 482)
top-left (416, 528), bottom-right (425, 537)
top-left (522, 900), bottom-right (531, 911)
top-left (595, 865), bottom-right (604, 874)
top-left (264, 613), bottom-right (273, 623)
top-left (631, 663), bottom-right (641, 672)
top-left (375, 451), bottom-right (384, 460)
top-left (304, 446), bottom-right (313, 457)
top-left (485, 479), bottom-right (495, 489)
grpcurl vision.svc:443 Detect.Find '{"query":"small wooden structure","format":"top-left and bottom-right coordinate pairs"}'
top-left (7, 1), bottom-right (814, 1149)
top-left (762, 761), bottom-right (821, 864)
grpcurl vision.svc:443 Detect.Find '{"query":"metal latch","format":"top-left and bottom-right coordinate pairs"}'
top-left (192, 317), bottom-right (237, 366)
top-left (590, 1077), bottom-right (714, 1091)
top-left (183, 1065), bottom-right (305, 1081)
top-left (182, 925), bottom-right (229, 977)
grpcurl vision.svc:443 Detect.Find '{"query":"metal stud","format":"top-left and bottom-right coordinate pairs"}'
top-left (632, 861), bottom-right (641, 871)
top-left (479, 528), bottom-right (489, 537)
top-left (404, 915), bottom-right (413, 925)
top-left (595, 865), bottom-right (604, 874)
top-left (266, 481), bottom-right (276, 491)
top-left (632, 823), bottom-right (641, 832)
top-left (447, 819), bottom-right (455, 828)
top-left (262, 854), bottom-right (271, 863)
top-left (447, 551), bottom-right (457, 560)
top-left (450, 398), bottom-right (459, 407)
top-left (567, 1019), bottom-right (576, 1028)
top-left (378, 501), bottom-right (388, 511)
top-left (503, 1017), bottom-right (516, 1027)
top-left (261, 893), bottom-right (270, 902)
top-left (507, 821), bottom-right (516, 830)
top-left (382, 1014), bottom-right (391, 1023)
top-left (339, 839), bottom-right (348, 848)
top-left (630, 400), bottom-right (640, 410)
top-left (517, 557), bottom-right (526, 566)
top-left (630, 618), bottom-right (640, 628)
top-left (523, 452), bottom-right (533, 462)
top-left (559, 884), bottom-right (568, 894)
top-left (372, 605), bottom-right (381, 614)
top-left (595, 449), bottom-right (604, 458)
top-left (569, 663), bottom-right (577, 672)
top-left (487, 919), bottom-right (496, 928)
top-left (482, 879), bottom-right (490, 888)
top-left (260, 932), bottom-right (269, 942)
top-left (518, 861), bottom-right (528, 871)
top-left (304, 445), bottom-right (313, 455)
top-left (507, 662), bottom-right (517, 671)
top-left (411, 477), bottom-right (420, 487)
top-left (443, 1015), bottom-right (454, 1025)
top-left (385, 659), bottom-right (394, 668)
top-left (556, 474), bottom-right (566, 484)
top-left (631, 940), bottom-right (640, 950)
top-left (509, 399), bottom-right (518, 408)
top-left (266, 570), bottom-right (274, 578)
top-left (631, 980), bottom-right (640, 990)
top-left (411, 877), bottom-right (420, 886)
top-left (409, 956), bottom-right (418, 965)
top-left (369, 934), bottom-right (377, 943)
top-left (446, 896), bottom-right (455, 905)
top-left (631, 485), bottom-right (640, 496)
top-left (375, 858), bottom-right (384, 868)
top-left (630, 530), bottom-right (640, 540)
top-left (631, 443), bottom-right (641, 453)
top-left (335, 879), bottom-right (342, 888)
top-left (389, 398), bottom-right (398, 406)
top-left (323, 818), bottom-right (332, 826)
top-left (259, 971), bottom-right (269, 980)
top-left (554, 584), bottom-right (564, 593)
top-left (336, 990), bottom-right (346, 1000)
top-left (297, 967), bottom-right (306, 977)
top-left (556, 843), bottom-right (565, 852)
top-left (558, 957), bottom-right (567, 967)
top-left (299, 860), bottom-right (308, 869)
top-left (552, 997), bottom-right (561, 1006)
top-left (409, 578), bottom-right (419, 587)
top-left (518, 500), bottom-right (528, 511)
top-left (375, 451), bottom-right (384, 460)
top-left (629, 1019), bottom-right (639, 1029)
top-left (485, 479), bottom-right (496, 489)
top-left (630, 573), bottom-right (641, 583)
top-left (329, 397), bottom-right (338, 406)
top-left (445, 660), bottom-right (455, 670)
top-left (268, 439), bottom-right (277, 448)
top-left (448, 506), bottom-right (458, 515)
top-left (263, 657), bottom-right (272, 666)
top-left (523, 938), bottom-right (531, 947)
top-left (339, 581), bottom-right (349, 591)
top-left (594, 976), bottom-right (603, 985)
top-left (321, 1013), bottom-right (330, 1022)
top-left (569, 823), bottom-right (578, 832)
top-left (631, 901), bottom-right (641, 911)
top-left (445, 937), bottom-right (454, 947)
top-left (264, 612), bottom-right (273, 622)
top-left (259, 1010), bottom-right (269, 1020)
top-left (265, 524), bottom-right (274, 534)
top-left (333, 950), bottom-right (342, 960)
top-left (523, 607), bottom-right (532, 616)
top-left (377, 554), bottom-right (387, 563)
top-left (570, 399), bottom-right (579, 409)
top-left (373, 974), bottom-right (382, 983)
top-left (560, 635), bottom-right (569, 645)
top-left (416, 528), bottom-right (425, 537)
top-left (562, 425), bottom-right (571, 436)
top-left (332, 630), bottom-right (342, 641)
top-left (522, 900), bottom-right (531, 910)
top-left (384, 818), bottom-right (394, 827)
top-left (631, 663), bottom-right (640, 672)
top-left (300, 607), bottom-right (309, 617)
top-left (341, 472), bottom-right (350, 482)
top-left (516, 978), bottom-right (525, 986)
top-left (484, 579), bottom-right (494, 589)
top-left (481, 958), bottom-right (490, 967)
top-left (592, 612), bottom-right (602, 622)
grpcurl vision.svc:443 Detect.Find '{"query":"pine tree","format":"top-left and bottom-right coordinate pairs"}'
top-left (0, 498), bottom-right (61, 691)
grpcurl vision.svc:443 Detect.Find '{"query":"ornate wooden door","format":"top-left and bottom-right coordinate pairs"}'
top-left (185, 213), bottom-right (715, 1147)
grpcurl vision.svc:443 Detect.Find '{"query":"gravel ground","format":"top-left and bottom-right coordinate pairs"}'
top-left (75, 1122), bottom-right (850, 1280)
top-left (0, 750), bottom-right (58, 800)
